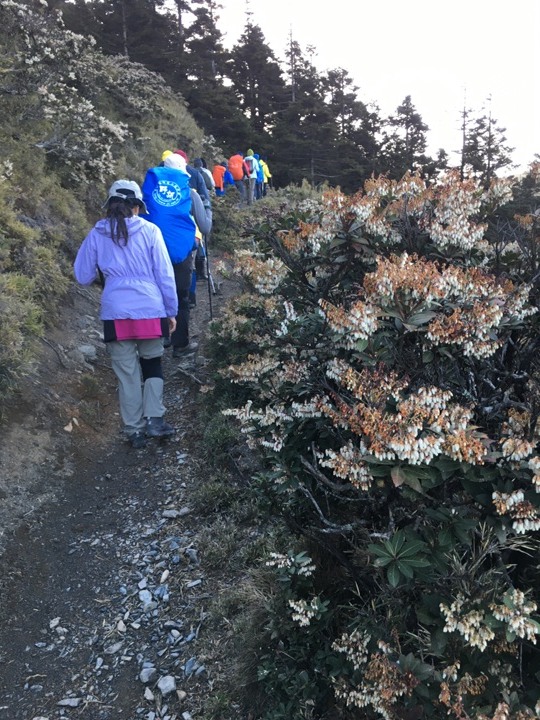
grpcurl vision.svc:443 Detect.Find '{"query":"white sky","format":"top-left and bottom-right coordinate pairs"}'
top-left (214, 0), bottom-right (539, 172)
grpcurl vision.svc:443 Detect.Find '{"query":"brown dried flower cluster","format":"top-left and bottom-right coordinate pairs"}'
top-left (362, 254), bottom-right (535, 358)
top-left (492, 489), bottom-right (540, 534)
top-left (333, 642), bottom-right (419, 719)
top-left (320, 361), bottom-right (486, 466)
top-left (234, 251), bottom-right (287, 294)
top-left (319, 298), bottom-right (378, 348)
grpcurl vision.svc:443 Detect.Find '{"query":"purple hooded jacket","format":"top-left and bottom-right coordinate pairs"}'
top-left (74, 215), bottom-right (178, 321)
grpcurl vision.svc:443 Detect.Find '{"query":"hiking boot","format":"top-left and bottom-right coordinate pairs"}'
top-left (128, 431), bottom-right (146, 449)
top-left (163, 337), bottom-right (172, 349)
top-left (172, 342), bottom-right (198, 357)
top-left (145, 417), bottom-right (176, 438)
top-left (195, 258), bottom-right (207, 281)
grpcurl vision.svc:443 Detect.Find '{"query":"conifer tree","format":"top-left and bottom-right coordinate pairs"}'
top-left (48, 0), bottom-right (101, 39)
top-left (323, 67), bottom-right (381, 190)
top-left (56, 0), bottom-right (176, 78)
top-left (462, 99), bottom-right (514, 186)
top-left (324, 68), bottom-right (362, 139)
top-left (270, 39), bottom-right (340, 188)
top-left (228, 19), bottom-right (286, 135)
top-left (182, 1), bottom-right (251, 148)
top-left (381, 95), bottom-right (434, 178)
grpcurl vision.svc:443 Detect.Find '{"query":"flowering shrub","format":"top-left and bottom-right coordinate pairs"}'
top-left (0, 0), bottom-right (190, 182)
top-left (210, 170), bottom-right (540, 718)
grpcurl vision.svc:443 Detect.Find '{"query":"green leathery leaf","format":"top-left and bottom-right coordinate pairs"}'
top-left (387, 564), bottom-right (401, 587)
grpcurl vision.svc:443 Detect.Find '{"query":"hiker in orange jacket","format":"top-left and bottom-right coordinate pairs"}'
top-left (212, 162), bottom-right (233, 197)
top-left (212, 163), bottom-right (225, 193)
top-left (228, 152), bottom-right (249, 205)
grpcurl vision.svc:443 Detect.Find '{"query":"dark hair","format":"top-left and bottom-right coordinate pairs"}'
top-left (106, 198), bottom-right (133, 246)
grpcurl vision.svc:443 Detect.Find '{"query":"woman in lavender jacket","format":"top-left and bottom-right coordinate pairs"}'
top-left (74, 180), bottom-right (178, 449)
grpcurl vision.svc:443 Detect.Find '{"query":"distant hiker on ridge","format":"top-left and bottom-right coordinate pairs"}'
top-left (243, 149), bottom-right (260, 206)
top-left (227, 151), bottom-right (249, 205)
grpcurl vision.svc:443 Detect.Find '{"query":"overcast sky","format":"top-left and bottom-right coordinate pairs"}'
top-left (214, 0), bottom-right (539, 172)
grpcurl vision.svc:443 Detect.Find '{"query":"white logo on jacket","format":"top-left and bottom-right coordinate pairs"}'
top-left (153, 180), bottom-right (185, 207)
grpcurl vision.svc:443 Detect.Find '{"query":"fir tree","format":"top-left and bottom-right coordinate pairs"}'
top-left (228, 20), bottom-right (286, 135)
top-left (323, 68), bottom-right (381, 190)
top-left (462, 99), bottom-right (515, 186)
top-left (381, 95), bottom-right (433, 178)
top-left (182, 2), bottom-right (251, 148)
top-left (271, 40), bottom-right (340, 188)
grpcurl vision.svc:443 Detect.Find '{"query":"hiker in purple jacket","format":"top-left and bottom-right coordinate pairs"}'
top-left (74, 180), bottom-right (178, 449)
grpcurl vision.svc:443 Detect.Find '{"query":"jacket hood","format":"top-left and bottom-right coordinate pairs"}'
top-left (94, 215), bottom-right (146, 238)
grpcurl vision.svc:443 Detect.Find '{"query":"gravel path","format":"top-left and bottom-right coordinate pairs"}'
top-left (0, 278), bottom-right (236, 720)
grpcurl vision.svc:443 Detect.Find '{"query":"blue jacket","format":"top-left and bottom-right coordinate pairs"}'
top-left (186, 165), bottom-right (210, 202)
top-left (142, 166), bottom-right (196, 264)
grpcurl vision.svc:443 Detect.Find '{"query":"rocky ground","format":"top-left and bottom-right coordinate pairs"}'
top-left (0, 268), bottom-right (253, 720)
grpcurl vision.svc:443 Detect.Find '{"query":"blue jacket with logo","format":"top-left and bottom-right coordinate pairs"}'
top-left (142, 166), bottom-right (196, 264)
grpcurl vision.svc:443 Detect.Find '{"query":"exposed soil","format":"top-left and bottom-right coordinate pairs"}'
top-left (0, 265), bottom-right (245, 720)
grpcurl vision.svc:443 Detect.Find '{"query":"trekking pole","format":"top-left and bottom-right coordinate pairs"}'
top-left (204, 234), bottom-right (214, 320)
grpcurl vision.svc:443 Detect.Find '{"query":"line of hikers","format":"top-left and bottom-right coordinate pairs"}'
top-left (73, 146), bottom-right (273, 448)
top-left (213, 150), bottom-right (272, 205)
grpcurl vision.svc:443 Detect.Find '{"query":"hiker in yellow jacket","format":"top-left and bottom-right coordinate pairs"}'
top-left (259, 157), bottom-right (272, 197)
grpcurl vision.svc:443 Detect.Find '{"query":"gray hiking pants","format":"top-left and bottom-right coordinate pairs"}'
top-left (246, 177), bottom-right (256, 205)
top-left (234, 179), bottom-right (246, 202)
top-left (107, 338), bottom-right (165, 435)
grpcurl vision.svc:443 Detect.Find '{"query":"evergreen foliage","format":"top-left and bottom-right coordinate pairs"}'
top-left (270, 41), bottom-right (341, 188)
top-left (381, 95), bottom-right (433, 178)
top-left (1, 1), bottom-right (540, 716)
top-left (52, 0), bottom-right (532, 188)
top-left (228, 20), bottom-right (286, 136)
top-left (181, 2), bottom-right (252, 147)
top-left (463, 105), bottom-right (515, 187)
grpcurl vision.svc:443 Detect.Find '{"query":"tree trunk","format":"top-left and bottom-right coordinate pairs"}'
top-left (121, 0), bottom-right (128, 57)
top-left (175, 0), bottom-right (185, 42)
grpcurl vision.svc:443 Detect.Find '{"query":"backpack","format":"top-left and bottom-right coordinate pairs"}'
top-left (244, 157), bottom-right (254, 175)
top-left (142, 166), bottom-right (195, 264)
top-left (228, 155), bottom-right (245, 181)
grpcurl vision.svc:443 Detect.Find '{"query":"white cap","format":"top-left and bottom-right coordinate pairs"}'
top-left (103, 179), bottom-right (148, 214)
top-left (163, 154), bottom-right (189, 174)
